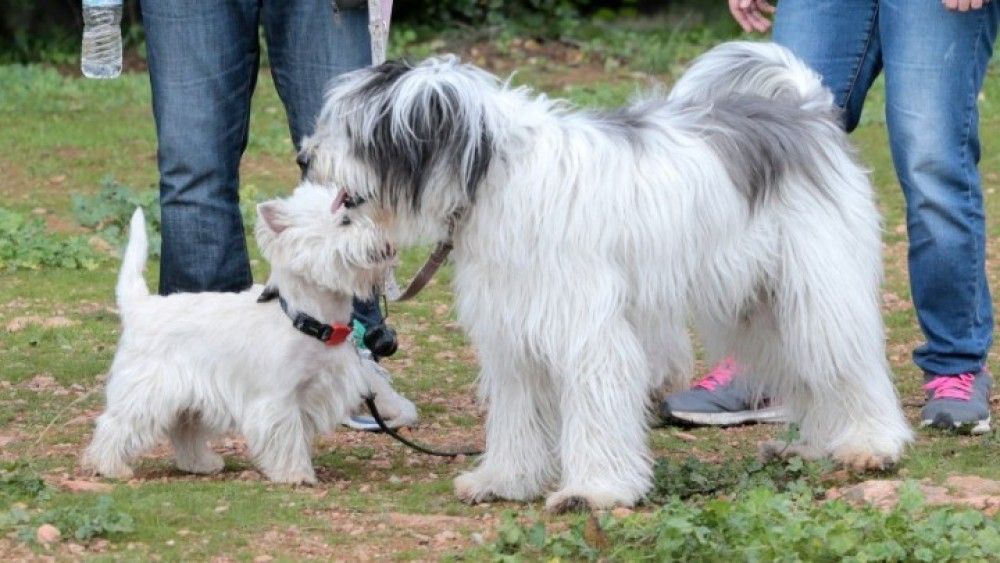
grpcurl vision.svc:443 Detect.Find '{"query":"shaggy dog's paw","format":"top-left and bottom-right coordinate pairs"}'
top-left (544, 488), bottom-right (635, 514)
top-left (454, 468), bottom-right (546, 504)
top-left (760, 440), bottom-right (898, 472)
top-left (454, 471), bottom-right (500, 504)
top-left (266, 469), bottom-right (318, 486)
top-left (177, 453), bottom-right (225, 475)
top-left (831, 447), bottom-right (898, 472)
top-left (757, 439), bottom-right (824, 462)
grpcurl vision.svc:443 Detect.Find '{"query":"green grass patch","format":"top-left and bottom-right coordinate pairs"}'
top-left (484, 485), bottom-right (1000, 561)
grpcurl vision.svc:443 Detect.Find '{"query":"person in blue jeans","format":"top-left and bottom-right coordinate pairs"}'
top-left (141, 0), bottom-right (395, 356)
top-left (662, 0), bottom-right (998, 433)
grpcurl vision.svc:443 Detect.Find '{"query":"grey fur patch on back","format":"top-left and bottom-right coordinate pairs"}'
top-left (592, 105), bottom-right (658, 146)
top-left (692, 95), bottom-right (849, 208)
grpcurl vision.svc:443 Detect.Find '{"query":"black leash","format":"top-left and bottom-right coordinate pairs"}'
top-left (259, 287), bottom-right (481, 457)
top-left (363, 394), bottom-right (482, 457)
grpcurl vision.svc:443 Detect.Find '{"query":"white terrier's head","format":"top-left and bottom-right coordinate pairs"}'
top-left (255, 182), bottom-right (395, 300)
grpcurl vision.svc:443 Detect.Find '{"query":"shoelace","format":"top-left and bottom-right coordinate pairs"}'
top-left (923, 373), bottom-right (975, 401)
top-left (694, 356), bottom-right (740, 391)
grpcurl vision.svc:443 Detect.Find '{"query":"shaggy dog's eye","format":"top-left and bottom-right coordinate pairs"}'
top-left (344, 195), bottom-right (365, 209)
top-left (340, 216), bottom-right (352, 226)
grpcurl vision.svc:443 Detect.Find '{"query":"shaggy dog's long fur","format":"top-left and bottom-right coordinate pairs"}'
top-left (301, 42), bottom-right (913, 510)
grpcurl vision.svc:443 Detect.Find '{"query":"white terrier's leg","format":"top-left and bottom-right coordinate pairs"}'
top-left (245, 407), bottom-right (317, 485)
top-left (545, 323), bottom-right (652, 512)
top-left (455, 348), bottom-right (557, 503)
top-left (82, 411), bottom-right (161, 480)
top-left (170, 416), bottom-right (224, 475)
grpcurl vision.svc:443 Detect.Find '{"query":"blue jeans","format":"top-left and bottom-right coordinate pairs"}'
top-left (143, 0), bottom-right (384, 326)
top-left (773, 0), bottom-right (999, 375)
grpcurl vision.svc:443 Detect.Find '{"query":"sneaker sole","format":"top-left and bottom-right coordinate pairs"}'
top-left (664, 405), bottom-right (789, 427)
top-left (920, 416), bottom-right (991, 435)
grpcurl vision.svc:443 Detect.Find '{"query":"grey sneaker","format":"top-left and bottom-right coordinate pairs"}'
top-left (920, 370), bottom-right (992, 434)
top-left (659, 357), bottom-right (788, 426)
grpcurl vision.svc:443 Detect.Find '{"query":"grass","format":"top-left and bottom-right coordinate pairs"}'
top-left (2, 12), bottom-right (1000, 560)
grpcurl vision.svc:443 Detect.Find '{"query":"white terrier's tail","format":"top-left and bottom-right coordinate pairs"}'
top-left (669, 41), bottom-right (833, 113)
top-left (116, 208), bottom-right (149, 311)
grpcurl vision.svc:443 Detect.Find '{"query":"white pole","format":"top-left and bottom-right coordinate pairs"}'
top-left (368, 0), bottom-right (393, 65)
top-left (369, 0), bottom-right (402, 299)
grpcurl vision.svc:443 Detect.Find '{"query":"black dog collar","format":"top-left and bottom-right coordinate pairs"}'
top-left (258, 287), bottom-right (351, 346)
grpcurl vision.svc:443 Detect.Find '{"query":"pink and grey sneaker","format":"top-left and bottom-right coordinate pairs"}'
top-left (920, 370), bottom-right (992, 434)
top-left (659, 357), bottom-right (788, 426)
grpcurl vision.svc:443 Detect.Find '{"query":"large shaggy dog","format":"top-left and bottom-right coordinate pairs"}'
top-left (300, 42), bottom-right (913, 511)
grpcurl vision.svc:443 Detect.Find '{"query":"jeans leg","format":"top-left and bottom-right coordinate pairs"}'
top-left (142, 0), bottom-right (260, 294)
top-left (260, 0), bottom-right (371, 150)
top-left (879, 0), bottom-right (999, 375)
top-left (773, 0), bottom-right (882, 131)
top-left (261, 0), bottom-right (385, 329)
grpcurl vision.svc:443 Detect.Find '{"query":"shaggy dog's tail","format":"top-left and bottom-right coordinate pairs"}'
top-left (116, 208), bottom-right (149, 311)
top-left (668, 41), bottom-right (833, 113)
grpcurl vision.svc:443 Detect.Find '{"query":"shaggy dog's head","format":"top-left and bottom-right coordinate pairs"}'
top-left (255, 182), bottom-right (395, 300)
top-left (299, 56), bottom-right (505, 244)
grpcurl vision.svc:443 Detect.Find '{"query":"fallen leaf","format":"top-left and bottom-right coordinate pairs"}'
top-left (59, 479), bottom-right (113, 493)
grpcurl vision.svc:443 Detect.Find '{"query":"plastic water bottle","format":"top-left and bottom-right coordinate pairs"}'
top-left (81, 0), bottom-right (123, 79)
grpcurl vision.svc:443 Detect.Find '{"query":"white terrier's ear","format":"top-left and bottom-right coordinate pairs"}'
top-left (257, 202), bottom-right (289, 234)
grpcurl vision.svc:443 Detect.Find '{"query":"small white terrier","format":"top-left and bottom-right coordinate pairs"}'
top-left (82, 183), bottom-right (408, 484)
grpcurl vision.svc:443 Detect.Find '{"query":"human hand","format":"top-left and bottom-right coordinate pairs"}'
top-left (728, 0), bottom-right (776, 33)
top-left (942, 0), bottom-right (992, 11)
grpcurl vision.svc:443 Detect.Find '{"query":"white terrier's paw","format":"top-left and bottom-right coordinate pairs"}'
top-left (176, 453), bottom-right (225, 475)
top-left (454, 469), bottom-right (541, 504)
top-left (544, 487), bottom-right (637, 514)
top-left (80, 456), bottom-right (134, 481)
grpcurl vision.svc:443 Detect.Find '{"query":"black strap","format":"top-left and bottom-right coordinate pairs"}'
top-left (364, 395), bottom-right (482, 457)
top-left (278, 296), bottom-right (337, 343)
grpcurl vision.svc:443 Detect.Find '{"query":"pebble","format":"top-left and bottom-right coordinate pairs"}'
top-left (36, 524), bottom-right (61, 544)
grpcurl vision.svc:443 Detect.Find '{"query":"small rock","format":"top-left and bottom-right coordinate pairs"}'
top-left (611, 507), bottom-right (633, 518)
top-left (388, 475), bottom-right (403, 485)
top-left (945, 475), bottom-right (1000, 496)
top-left (434, 530), bottom-right (458, 544)
top-left (67, 543), bottom-right (85, 555)
top-left (214, 505), bottom-right (229, 513)
top-left (470, 532), bottom-right (485, 545)
top-left (672, 431), bottom-right (699, 442)
top-left (36, 524), bottom-right (61, 544)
